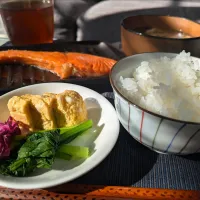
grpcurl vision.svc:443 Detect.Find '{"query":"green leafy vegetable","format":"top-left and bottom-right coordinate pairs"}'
top-left (36, 119), bottom-right (93, 144)
top-left (1, 130), bottom-right (60, 176)
top-left (57, 145), bottom-right (89, 159)
top-left (0, 120), bottom-right (93, 177)
top-left (55, 152), bottom-right (71, 160)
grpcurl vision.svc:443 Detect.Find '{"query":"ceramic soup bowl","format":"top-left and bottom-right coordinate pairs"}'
top-left (121, 15), bottom-right (200, 57)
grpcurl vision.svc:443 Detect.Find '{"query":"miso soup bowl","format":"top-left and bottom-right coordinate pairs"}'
top-left (121, 15), bottom-right (200, 57)
top-left (110, 52), bottom-right (200, 155)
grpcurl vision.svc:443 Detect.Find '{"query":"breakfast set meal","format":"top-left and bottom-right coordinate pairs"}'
top-left (0, 13), bottom-right (200, 190)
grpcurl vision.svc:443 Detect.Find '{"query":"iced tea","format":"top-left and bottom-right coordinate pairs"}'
top-left (0, 0), bottom-right (54, 45)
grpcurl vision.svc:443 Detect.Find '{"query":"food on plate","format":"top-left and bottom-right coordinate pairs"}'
top-left (7, 96), bottom-right (33, 130)
top-left (0, 50), bottom-right (117, 78)
top-left (0, 89), bottom-right (94, 177)
top-left (42, 90), bottom-right (87, 128)
top-left (22, 94), bottom-right (56, 130)
top-left (8, 95), bottom-right (56, 131)
top-left (8, 90), bottom-right (88, 131)
top-left (119, 50), bottom-right (200, 122)
top-left (0, 119), bottom-right (93, 177)
top-left (0, 117), bottom-right (20, 158)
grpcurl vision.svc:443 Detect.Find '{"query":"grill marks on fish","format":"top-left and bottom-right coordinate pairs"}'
top-left (66, 52), bottom-right (116, 77)
top-left (0, 50), bottom-right (70, 79)
top-left (0, 50), bottom-right (117, 79)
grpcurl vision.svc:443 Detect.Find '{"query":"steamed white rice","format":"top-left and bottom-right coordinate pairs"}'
top-left (119, 50), bottom-right (200, 122)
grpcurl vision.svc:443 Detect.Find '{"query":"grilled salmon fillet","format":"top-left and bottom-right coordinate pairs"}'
top-left (65, 52), bottom-right (116, 77)
top-left (0, 50), bottom-right (117, 79)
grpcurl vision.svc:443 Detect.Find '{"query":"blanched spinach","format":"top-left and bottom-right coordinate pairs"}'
top-left (0, 120), bottom-right (92, 177)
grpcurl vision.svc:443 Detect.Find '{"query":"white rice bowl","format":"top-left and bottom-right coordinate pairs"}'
top-left (119, 50), bottom-right (200, 123)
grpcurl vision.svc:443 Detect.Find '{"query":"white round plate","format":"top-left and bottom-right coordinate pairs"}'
top-left (0, 83), bottom-right (120, 189)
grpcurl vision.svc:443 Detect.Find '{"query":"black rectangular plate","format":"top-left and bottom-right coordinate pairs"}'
top-left (0, 40), bottom-right (125, 95)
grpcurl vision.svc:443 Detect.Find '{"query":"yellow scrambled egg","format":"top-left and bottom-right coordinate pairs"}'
top-left (7, 90), bottom-right (88, 131)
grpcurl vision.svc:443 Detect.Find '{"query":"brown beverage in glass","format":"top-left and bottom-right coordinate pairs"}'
top-left (0, 0), bottom-right (54, 45)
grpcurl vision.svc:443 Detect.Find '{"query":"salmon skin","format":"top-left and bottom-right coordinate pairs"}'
top-left (0, 50), bottom-right (117, 79)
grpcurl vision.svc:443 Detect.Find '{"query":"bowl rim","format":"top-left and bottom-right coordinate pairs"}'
top-left (109, 51), bottom-right (200, 125)
top-left (121, 14), bottom-right (200, 41)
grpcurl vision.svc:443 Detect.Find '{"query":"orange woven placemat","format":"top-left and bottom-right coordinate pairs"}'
top-left (0, 184), bottom-right (199, 200)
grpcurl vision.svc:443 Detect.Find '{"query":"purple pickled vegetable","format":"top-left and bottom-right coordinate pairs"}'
top-left (0, 117), bottom-right (21, 158)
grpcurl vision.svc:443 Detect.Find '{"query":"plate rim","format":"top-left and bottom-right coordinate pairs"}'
top-left (0, 82), bottom-right (120, 189)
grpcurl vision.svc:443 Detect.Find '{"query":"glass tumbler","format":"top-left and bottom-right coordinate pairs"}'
top-left (0, 0), bottom-right (54, 45)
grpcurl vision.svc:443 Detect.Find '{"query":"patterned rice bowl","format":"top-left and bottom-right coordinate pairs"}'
top-left (110, 52), bottom-right (200, 155)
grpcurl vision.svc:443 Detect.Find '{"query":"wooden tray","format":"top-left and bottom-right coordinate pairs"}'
top-left (0, 184), bottom-right (199, 200)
